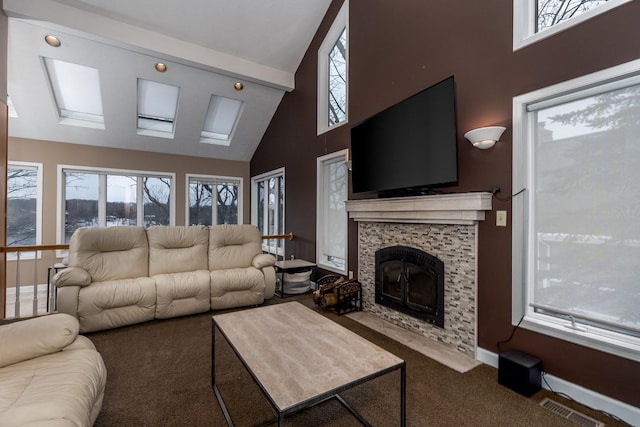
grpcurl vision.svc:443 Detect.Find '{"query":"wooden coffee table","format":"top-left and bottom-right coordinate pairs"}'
top-left (211, 302), bottom-right (406, 426)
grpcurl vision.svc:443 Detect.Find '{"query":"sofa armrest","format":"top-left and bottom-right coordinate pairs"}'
top-left (252, 253), bottom-right (276, 269)
top-left (0, 313), bottom-right (79, 367)
top-left (52, 266), bottom-right (92, 288)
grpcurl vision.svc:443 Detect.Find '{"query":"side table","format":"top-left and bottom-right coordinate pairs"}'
top-left (274, 259), bottom-right (316, 297)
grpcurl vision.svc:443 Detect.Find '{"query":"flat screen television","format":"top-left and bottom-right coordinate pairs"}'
top-left (350, 76), bottom-right (458, 196)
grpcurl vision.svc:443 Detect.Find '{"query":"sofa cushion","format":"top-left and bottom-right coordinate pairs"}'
top-left (0, 346), bottom-right (106, 427)
top-left (0, 314), bottom-right (79, 368)
top-left (77, 277), bottom-right (156, 333)
top-left (154, 270), bottom-right (211, 319)
top-left (210, 267), bottom-right (265, 309)
top-left (208, 224), bottom-right (262, 270)
top-left (70, 226), bottom-right (149, 282)
top-left (147, 225), bottom-right (209, 276)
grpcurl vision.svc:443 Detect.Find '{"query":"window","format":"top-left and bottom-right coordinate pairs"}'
top-left (316, 150), bottom-right (348, 274)
top-left (59, 166), bottom-right (174, 242)
top-left (252, 168), bottom-right (284, 256)
top-left (317, 0), bottom-right (348, 135)
top-left (7, 162), bottom-right (42, 259)
top-left (512, 59), bottom-right (640, 361)
top-left (513, 0), bottom-right (632, 50)
top-left (43, 58), bottom-right (105, 129)
top-left (187, 174), bottom-right (242, 225)
top-left (137, 79), bottom-right (180, 138)
top-left (200, 95), bottom-right (243, 146)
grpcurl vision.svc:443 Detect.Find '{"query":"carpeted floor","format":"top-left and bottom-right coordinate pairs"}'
top-left (87, 294), bottom-right (626, 426)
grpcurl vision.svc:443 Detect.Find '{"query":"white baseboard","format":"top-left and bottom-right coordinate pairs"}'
top-left (476, 347), bottom-right (640, 426)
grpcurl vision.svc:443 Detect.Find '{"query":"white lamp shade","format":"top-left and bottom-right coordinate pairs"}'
top-left (464, 126), bottom-right (506, 149)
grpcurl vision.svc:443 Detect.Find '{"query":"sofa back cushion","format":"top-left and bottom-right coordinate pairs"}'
top-left (70, 226), bottom-right (149, 282)
top-left (209, 224), bottom-right (262, 270)
top-left (147, 225), bottom-right (209, 276)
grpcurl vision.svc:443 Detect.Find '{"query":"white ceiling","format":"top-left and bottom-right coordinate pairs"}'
top-left (4, 0), bottom-right (332, 161)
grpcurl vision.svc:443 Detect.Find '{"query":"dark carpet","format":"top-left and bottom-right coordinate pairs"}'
top-left (88, 294), bottom-right (624, 426)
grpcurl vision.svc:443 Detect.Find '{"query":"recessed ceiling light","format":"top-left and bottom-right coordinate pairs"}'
top-left (155, 63), bottom-right (167, 72)
top-left (234, 82), bottom-right (244, 91)
top-left (44, 35), bottom-right (61, 47)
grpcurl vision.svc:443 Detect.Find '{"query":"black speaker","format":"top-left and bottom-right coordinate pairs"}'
top-left (498, 350), bottom-right (541, 397)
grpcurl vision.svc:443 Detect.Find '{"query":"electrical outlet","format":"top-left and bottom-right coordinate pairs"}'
top-left (496, 210), bottom-right (507, 227)
top-left (348, 271), bottom-right (354, 279)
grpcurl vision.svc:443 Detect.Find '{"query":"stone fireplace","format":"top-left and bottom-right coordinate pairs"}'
top-left (345, 193), bottom-right (492, 358)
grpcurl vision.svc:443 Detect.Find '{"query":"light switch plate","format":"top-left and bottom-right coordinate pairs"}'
top-left (496, 210), bottom-right (507, 227)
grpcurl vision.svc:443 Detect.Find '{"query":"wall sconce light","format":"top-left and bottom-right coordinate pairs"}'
top-left (464, 126), bottom-right (506, 149)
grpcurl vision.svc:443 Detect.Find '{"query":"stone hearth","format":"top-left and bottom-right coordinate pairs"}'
top-left (345, 193), bottom-right (491, 359)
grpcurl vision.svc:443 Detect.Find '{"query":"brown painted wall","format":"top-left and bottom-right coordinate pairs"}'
top-left (251, 0), bottom-right (640, 407)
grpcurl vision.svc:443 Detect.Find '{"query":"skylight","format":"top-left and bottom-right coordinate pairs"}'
top-left (200, 95), bottom-right (243, 146)
top-left (137, 79), bottom-right (180, 139)
top-left (7, 96), bottom-right (17, 118)
top-left (43, 57), bottom-right (104, 129)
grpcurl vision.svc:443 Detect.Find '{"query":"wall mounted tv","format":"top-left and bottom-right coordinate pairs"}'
top-left (350, 76), bottom-right (458, 196)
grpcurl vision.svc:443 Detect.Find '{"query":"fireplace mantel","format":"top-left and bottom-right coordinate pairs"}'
top-left (345, 192), bottom-right (493, 225)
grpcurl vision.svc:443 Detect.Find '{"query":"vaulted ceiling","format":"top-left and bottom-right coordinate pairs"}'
top-left (4, 0), bottom-right (332, 161)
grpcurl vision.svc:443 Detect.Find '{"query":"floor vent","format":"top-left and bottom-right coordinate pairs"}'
top-left (539, 398), bottom-right (605, 427)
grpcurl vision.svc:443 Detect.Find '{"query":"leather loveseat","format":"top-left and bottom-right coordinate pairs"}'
top-left (0, 313), bottom-right (107, 426)
top-left (53, 224), bottom-right (276, 333)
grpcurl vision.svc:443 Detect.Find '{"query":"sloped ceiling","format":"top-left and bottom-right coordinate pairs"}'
top-left (4, 0), bottom-right (331, 161)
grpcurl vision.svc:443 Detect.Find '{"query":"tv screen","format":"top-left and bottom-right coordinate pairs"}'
top-left (350, 76), bottom-right (458, 195)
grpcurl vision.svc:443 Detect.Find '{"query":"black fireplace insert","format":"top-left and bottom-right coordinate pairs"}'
top-left (375, 245), bottom-right (444, 328)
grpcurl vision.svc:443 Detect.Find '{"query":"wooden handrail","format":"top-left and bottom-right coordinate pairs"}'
top-left (262, 232), bottom-right (294, 241)
top-left (1, 244), bottom-right (70, 253)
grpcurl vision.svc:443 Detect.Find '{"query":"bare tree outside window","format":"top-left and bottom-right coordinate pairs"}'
top-left (7, 166), bottom-right (38, 246)
top-left (328, 28), bottom-right (347, 126)
top-left (537, 0), bottom-right (610, 32)
top-left (188, 178), bottom-right (239, 226)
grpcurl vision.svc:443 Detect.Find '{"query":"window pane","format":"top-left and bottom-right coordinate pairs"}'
top-left (65, 172), bottom-right (99, 242)
top-left (106, 175), bottom-right (137, 226)
top-left (143, 177), bottom-right (171, 226)
top-left (537, 0), bottom-right (610, 32)
top-left (322, 158), bottom-right (347, 267)
top-left (189, 179), bottom-right (213, 226)
top-left (257, 181), bottom-right (265, 234)
top-left (7, 166), bottom-right (38, 246)
top-left (532, 83), bottom-right (640, 332)
top-left (328, 27), bottom-right (347, 126)
top-left (216, 183), bottom-right (239, 224)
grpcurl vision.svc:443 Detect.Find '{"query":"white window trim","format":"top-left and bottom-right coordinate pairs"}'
top-left (7, 161), bottom-right (43, 261)
top-left (512, 58), bottom-right (640, 362)
top-left (513, 0), bottom-right (633, 51)
top-left (251, 167), bottom-right (285, 256)
top-left (317, 0), bottom-right (349, 136)
top-left (185, 173), bottom-right (243, 226)
top-left (56, 165), bottom-right (176, 246)
top-left (316, 149), bottom-right (349, 275)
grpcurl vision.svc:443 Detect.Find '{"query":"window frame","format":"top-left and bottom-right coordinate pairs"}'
top-left (316, 149), bottom-right (349, 275)
top-left (512, 58), bottom-right (640, 362)
top-left (317, 0), bottom-right (349, 135)
top-left (185, 173), bottom-right (243, 226)
top-left (6, 161), bottom-right (43, 261)
top-left (57, 165), bottom-right (176, 245)
top-left (513, 0), bottom-right (633, 51)
top-left (251, 168), bottom-right (285, 257)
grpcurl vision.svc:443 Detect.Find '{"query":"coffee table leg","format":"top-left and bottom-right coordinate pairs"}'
top-left (212, 319), bottom-right (234, 426)
top-left (401, 363), bottom-right (406, 427)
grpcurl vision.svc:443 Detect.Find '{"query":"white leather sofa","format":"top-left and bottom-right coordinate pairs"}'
top-left (0, 313), bottom-right (107, 426)
top-left (53, 224), bottom-right (276, 333)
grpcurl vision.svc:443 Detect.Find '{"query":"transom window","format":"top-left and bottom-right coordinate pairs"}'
top-left (513, 0), bottom-right (632, 50)
top-left (187, 174), bottom-right (242, 225)
top-left (317, 0), bottom-right (348, 135)
top-left (251, 169), bottom-right (285, 256)
top-left (512, 58), bottom-right (640, 361)
top-left (59, 166), bottom-right (175, 243)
